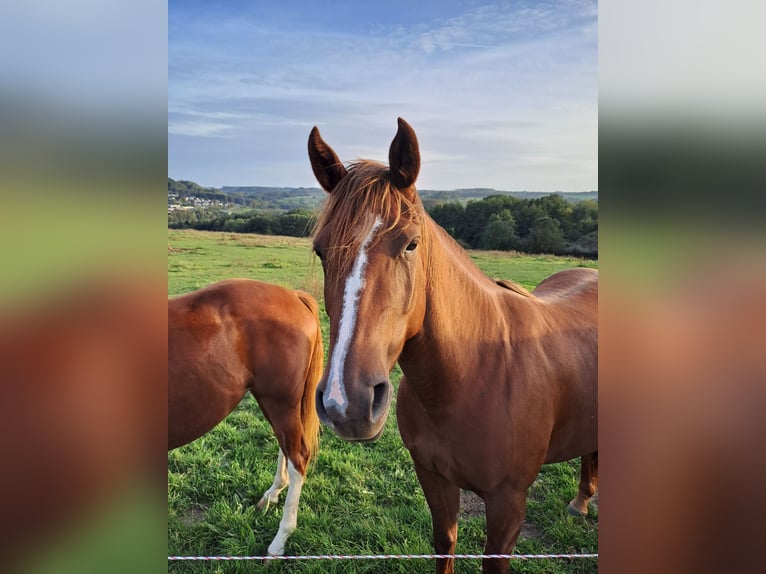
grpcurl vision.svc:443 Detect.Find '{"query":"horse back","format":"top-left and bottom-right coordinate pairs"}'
top-left (169, 279), bottom-right (318, 376)
top-left (531, 267), bottom-right (597, 321)
top-left (170, 279), bottom-right (316, 332)
top-left (168, 279), bottom-right (320, 392)
top-left (533, 267), bottom-right (597, 301)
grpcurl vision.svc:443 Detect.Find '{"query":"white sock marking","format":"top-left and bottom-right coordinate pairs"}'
top-left (267, 460), bottom-right (304, 556)
top-left (325, 216), bottom-right (384, 414)
top-left (256, 449), bottom-right (288, 510)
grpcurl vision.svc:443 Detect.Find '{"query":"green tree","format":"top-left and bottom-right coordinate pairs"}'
top-left (243, 214), bottom-right (275, 234)
top-left (222, 218), bottom-right (246, 233)
top-left (481, 209), bottom-right (518, 250)
top-left (276, 210), bottom-right (313, 237)
top-left (528, 216), bottom-right (565, 254)
top-left (569, 230), bottom-right (598, 256)
top-left (428, 201), bottom-right (465, 238)
top-left (459, 195), bottom-right (518, 247)
top-left (511, 202), bottom-right (546, 241)
top-left (535, 194), bottom-right (574, 239)
top-left (571, 199), bottom-right (598, 238)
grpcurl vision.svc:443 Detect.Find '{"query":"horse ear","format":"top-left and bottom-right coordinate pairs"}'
top-left (388, 117), bottom-right (420, 195)
top-left (308, 126), bottom-right (348, 193)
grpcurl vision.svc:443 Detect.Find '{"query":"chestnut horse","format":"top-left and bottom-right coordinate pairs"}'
top-left (168, 278), bottom-right (323, 555)
top-left (308, 119), bottom-right (597, 573)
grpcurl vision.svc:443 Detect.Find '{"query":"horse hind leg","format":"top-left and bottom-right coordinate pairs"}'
top-left (266, 459), bottom-right (305, 556)
top-left (568, 451), bottom-right (598, 517)
top-left (256, 449), bottom-right (289, 510)
top-left (259, 402), bottom-right (308, 556)
top-left (256, 377), bottom-right (310, 555)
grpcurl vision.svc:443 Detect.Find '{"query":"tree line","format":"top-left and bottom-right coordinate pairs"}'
top-left (428, 194), bottom-right (597, 256)
top-left (168, 193), bottom-right (597, 257)
top-left (168, 208), bottom-right (316, 237)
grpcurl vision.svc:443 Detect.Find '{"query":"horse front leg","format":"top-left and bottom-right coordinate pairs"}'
top-left (483, 486), bottom-right (528, 573)
top-left (568, 451), bottom-right (598, 516)
top-left (414, 463), bottom-right (460, 574)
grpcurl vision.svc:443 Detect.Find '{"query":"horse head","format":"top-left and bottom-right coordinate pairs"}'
top-left (308, 118), bottom-right (428, 441)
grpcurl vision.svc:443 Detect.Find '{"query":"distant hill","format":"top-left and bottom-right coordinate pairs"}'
top-left (169, 178), bottom-right (597, 212)
top-left (221, 186), bottom-right (324, 211)
top-left (418, 189), bottom-right (597, 208)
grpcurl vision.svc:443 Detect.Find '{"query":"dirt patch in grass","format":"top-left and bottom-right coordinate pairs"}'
top-left (460, 490), bottom-right (485, 519)
top-left (519, 520), bottom-right (541, 542)
top-left (459, 490), bottom-right (541, 541)
top-left (180, 506), bottom-right (207, 527)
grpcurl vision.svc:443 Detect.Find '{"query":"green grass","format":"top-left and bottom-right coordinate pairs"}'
top-left (469, 250), bottom-right (597, 291)
top-left (168, 230), bottom-right (323, 299)
top-left (168, 229), bottom-right (598, 573)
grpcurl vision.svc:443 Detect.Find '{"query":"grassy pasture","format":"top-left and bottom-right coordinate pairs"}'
top-left (168, 229), bottom-right (598, 573)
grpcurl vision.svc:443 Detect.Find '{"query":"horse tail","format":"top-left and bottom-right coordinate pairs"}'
top-left (295, 291), bottom-right (323, 467)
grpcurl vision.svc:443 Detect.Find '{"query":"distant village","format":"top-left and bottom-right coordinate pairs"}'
top-left (167, 192), bottom-right (233, 213)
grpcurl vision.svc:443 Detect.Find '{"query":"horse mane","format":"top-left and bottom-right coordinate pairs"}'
top-left (495, 278), bottom-right (533, 298)
top-left (314, 159), bottom-right (425, 281)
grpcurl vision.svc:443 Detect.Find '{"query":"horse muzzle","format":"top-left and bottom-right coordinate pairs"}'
top-left (315, 378), bottom-right (392, 442)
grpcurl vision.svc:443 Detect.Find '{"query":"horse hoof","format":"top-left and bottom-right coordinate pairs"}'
top-left (256, 494), bottom-right (275, 511)
top-left (267, 543), bottom-right (285, 556)
top-left (567, 502), bottom-right (587, 517)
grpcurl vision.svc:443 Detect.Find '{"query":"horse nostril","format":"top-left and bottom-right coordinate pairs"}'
top-left (315, 389), bottom-right (328, 417)
top-left (371, 381), bottom-right (390, 419)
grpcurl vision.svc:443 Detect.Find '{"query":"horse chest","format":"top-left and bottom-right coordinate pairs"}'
top-left (397, 373), bottom-right (556, 492)
top-left (397, 386), bottom-right (506, 489)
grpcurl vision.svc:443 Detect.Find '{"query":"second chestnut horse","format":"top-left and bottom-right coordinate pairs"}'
top-left (168, 278), bottom-right (323, 555)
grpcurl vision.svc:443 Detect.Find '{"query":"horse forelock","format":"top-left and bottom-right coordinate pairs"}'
top-left (314, 159), bottom-right (424, 283)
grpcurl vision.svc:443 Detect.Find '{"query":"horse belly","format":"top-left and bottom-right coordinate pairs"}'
top-left (167, 331), bottom-right (250, 449)
top-left (545, 414), bottom-right (597, 463)
top-left (544, 376), bottom-right (598, 463)
top-left (168, 371), bottom-right (246, 449)
top-left (534, 327), bottom-right (598, 463)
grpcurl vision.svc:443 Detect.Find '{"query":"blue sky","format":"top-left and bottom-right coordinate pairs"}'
top-left (169, 0), bottom-right (597, 191)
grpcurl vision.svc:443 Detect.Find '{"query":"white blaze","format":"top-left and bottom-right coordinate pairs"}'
top-left (325, 216), bottom-right (383, 414)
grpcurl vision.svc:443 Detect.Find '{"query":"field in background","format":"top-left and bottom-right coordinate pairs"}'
top-left (168, 229), bottom-right (598, 573)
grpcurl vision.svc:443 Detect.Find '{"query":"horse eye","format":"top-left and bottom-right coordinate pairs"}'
top-left (405, 239), bottom-right (419, 253)
top-left (313, 246), bottom-right (325, 261)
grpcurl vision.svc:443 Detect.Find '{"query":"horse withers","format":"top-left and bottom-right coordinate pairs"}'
top-left (168, 278), bottom-right (323, 555)
top-left (308, 119), bottom-right (597, 573)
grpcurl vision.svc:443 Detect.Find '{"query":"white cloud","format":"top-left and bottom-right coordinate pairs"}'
top-left (169, 1), bottom-right (597, 190)
top-left (167, 121), bottom-right (235, 137)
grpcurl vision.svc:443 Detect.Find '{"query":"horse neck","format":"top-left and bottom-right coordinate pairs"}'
top-left (398, 217), bottom-right (535, 403)
top-left (426, 221), bottom-right (504, 324)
